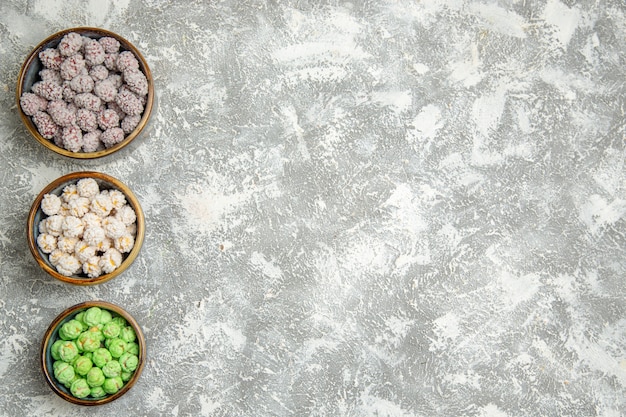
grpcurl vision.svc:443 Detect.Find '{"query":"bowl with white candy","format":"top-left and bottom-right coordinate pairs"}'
top-left (27, 171), bottom-right (145, 285)
top-left (16, 27), bottom-right (155, 160)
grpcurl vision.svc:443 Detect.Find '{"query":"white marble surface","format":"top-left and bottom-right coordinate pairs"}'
top-left (1, 0), bottom-right (625, 415)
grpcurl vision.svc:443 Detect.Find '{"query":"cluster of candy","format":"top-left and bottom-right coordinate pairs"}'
top-left (51, 306), bottom-right (140, 399)
top-left (36, 177), bottom-right (137, 277)
top-left (20, 32), bottom-right (149, 152)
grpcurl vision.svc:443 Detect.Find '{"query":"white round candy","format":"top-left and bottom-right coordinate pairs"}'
top-left (41, 194), bottom-right (62, 216)
top-left (91, 193), bottom-right (113, 217)
top-left (62, 216), bottom-right (84, 238)
top-left (103, 217), bottom-right (126, 239)
top-left (76, 178), bottom-right (99, 199)
top-left (75, 240), bottom-right (97, 263)
top-left (113, 234), bottom-right (134, 253)
top-left (69, 197), bottom-right (91, 218)
top-left (99, 248), bottom-right (122, 273)
top-left (83, 226), bottom-right (106, 247)
top-left (82, 212), bottom-right (102, 229)
top-left (83, 256), bottom-right (102, 278)
top-left (49, 249), bottom-right (65, 266)
top-left (115, 205), bottom-right (137, 226)
top-left (37, 233), bottom-right (57, 253)
top-left (56, 253), bottom-right (81, 276)
top-left (61, 184), bottom-right (79, 203)
top-left (45, 215), bottom-right (64, 237)
top-left (57, 236), bottom-right (79, 253)
top-left (108, 189), bottom-right (126, 210)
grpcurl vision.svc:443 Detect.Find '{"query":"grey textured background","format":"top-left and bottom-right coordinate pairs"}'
top-left (0, 0), bottom-right (625, 416)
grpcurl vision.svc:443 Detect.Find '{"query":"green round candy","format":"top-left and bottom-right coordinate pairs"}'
top-left (125, 342), bottom-right (139, 356)
top-left (76, 332), bottom-right (100, 352)
top-left (74, 311), bottom-right (85, 324)
top-left (70, 378), bottom-right (91, 398)
top-left (83, 352), bottom-right (93, 361)
top-left (102, 376), bottom-right (124, 394)
top-left (119, 326), bottom-right (136, 343)
top-left (64, 373), bottom-right (80, 389)
top-left (75, 317), bottom-right (88, 330)
top-left (102, 322), bottom-right (121, 339)
top-left (118, 352), bottom-right (139, 373)
top-left (90, 386), bottom-right (106, 398)
top-left (107, 338), bottom-right (126, 358)
top-left (53, 361), bottom-right (75, 385)
top-left (50, 340), bottom-right (65, 361)
top-left (83, 307), bottom-right (102, 327)
top-left (86, 367), bottom-right (105, 387)
top-left (120, 371), bottom-right (132, 382)
top-left (53, 360), bottom-right (65, 372)
top-left (59, 320), bottom-right (84, 340)
top-left (85, 325), bottom-right (105, 342)
top-left (102, 360), bottom-right (122, 378)
top-left (73, 356), bottom-right (93, 376)
top-left (92, 347), bottom-right (112, 368)
top-left (99, 309), bottom-right (113, 324)
top-left (111, 316), bottom-right (127, 327)
top-left (58, 341), bottom-right (79, 362)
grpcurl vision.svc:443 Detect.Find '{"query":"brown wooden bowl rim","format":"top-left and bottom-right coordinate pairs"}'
top-left (41, 300), bottom-right (146, 406)
top-left (27, 171), bottom-right (145, 285)
top-left (16, 27), bottom-right (154, 160)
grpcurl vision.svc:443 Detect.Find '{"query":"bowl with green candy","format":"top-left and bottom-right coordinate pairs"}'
top-left (41, 301), bottom-right (146, 405)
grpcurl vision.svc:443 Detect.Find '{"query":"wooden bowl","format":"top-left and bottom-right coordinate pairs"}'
top-left (16, 27), bottom-right (154, 160)
top-left (41, 301), bottom-right (146, 405)
top-left (27, 171), bottom-right (145, 285)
